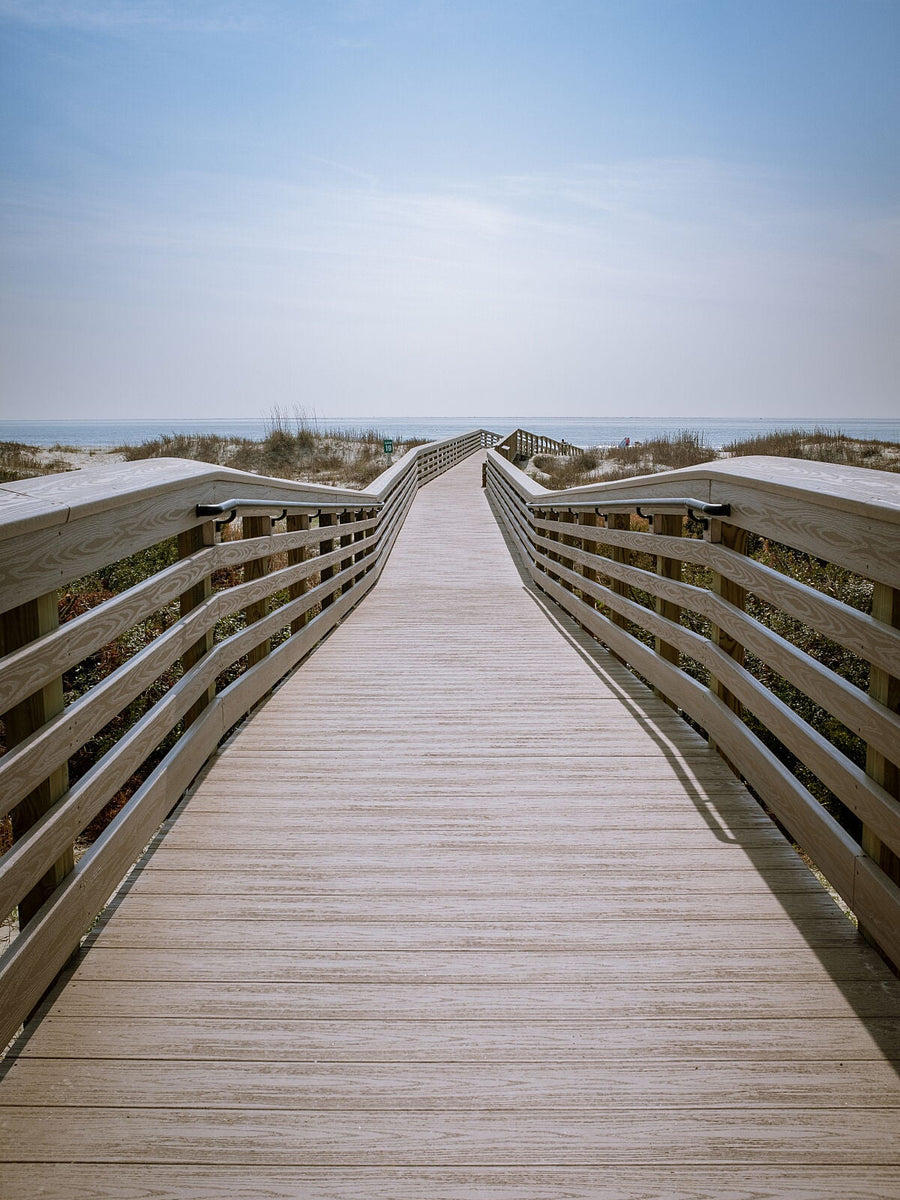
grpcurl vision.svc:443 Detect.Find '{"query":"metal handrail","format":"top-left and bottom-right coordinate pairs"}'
top-left (527, 497), bottom-right (731, 519)
top-left (195, 494), bottom-right (381, 518)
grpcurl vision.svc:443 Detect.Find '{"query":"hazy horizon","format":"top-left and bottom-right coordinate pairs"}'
top-left (2, 1), bottom-right (898, 422)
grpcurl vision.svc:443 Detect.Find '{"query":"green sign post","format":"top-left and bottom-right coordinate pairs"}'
top-left (383, 439), bottom-right (394, 455)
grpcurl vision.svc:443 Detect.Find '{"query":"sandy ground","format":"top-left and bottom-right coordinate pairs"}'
top-left (37, 447), bottom-right (127, 472)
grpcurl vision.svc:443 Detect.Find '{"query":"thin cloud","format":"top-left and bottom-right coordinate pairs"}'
top-left (0, 0), bottom-right (257, 32)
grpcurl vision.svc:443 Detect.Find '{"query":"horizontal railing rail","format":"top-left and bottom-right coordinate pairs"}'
top-left (0, 428), bottom-right (495, 1046)
top-left (485, 449), bottom-right (900, 971)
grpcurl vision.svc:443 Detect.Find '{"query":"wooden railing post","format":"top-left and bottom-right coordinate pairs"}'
top-left (558, 511), bottom-right (576, 593)
top-left (177, 521), bottom-right (216, 726)
top-left (339, 510), bottom-right (355, 594)
top-left (242, 515), bottom-right (271, 667)
top-left (652, 514), bottom-right (683, 703)
top-left (287, 513), bottom-right (311, 635)
top-left (606, 513), bottom-right (631, 631)
top-left (532, 509), bottom-right (546, 577)
top-left (318, 512), bottom-right (336, 608)
top-left (707, 520), bottom-right (748, 716)
top-left (1, 592), bottom-right (73, 930)
top-left (706, 519), bottom-right (749, 765)
top-left (547, 510), bottom-right (563, 577)
top-left (862, 583), bottom-right (900, 903)
top-left (580, 512), bottom-right (600, 610)
top-left (352, 508), bottom-right (367, 584)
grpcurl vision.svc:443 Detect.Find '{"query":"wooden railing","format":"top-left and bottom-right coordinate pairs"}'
top-left (493, 428), bottom-right (573, 463)
top-left (0, 429), bottom-right (497, 1045)
top-left (485, 449), bottom-right (900, 970)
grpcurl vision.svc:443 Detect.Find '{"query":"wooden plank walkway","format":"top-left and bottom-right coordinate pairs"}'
top-left (2, 450), bottom-right (900, 1198)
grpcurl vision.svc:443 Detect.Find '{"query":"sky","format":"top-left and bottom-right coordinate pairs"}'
top-left (0, 0), bottom-right (898, 422)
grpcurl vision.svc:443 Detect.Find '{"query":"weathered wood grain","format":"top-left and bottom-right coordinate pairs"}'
top-left (4, 1057), bottom-right (899, 1109)
top-left (2, 1164), bottom-right (900, 1200)
top-left (42, 977), bottom-right (900, 1021)
top-left (65, 946), bottom-right (887, 985)
top-left (89, 915), bottom-right (861, 951)
top-left (2, 1106), bottom-right (900, 1166)
top-left (18, 1014), bottom-right (900, 1062)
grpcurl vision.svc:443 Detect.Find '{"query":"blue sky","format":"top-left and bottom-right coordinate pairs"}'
top-left (1, 0), bottom-right (898, 420)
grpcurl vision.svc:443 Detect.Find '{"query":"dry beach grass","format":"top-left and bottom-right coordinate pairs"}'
top-left (529, 427), bottom-right (900, 488)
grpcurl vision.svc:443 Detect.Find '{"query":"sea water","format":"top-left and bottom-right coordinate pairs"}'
top-left (1, 415), bottom-right (899, 450)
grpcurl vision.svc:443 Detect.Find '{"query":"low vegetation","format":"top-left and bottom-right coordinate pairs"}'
top-left (722, 427), bottom-right (900, 470)
top-left (0, 441), bottom-right (71, 483)
top-left (532, 430), bottom-right (715, 487)
top-left (529, 427), bottom-right (900, 489)
top-left (114, 422), bottom-right (402, 490)
top-left (1, 413), bottom-right (426, 490)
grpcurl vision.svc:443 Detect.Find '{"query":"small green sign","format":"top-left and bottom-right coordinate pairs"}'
top-left (383, 439), bottom-right (394, 454)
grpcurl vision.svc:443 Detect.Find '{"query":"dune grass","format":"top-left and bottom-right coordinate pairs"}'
top-left (0, 441), bottom-right (72, 483)
top-left (723, 427), bottom-right (900, 471)
top-left (113, 412), bottom-right (409, 489)
top-left (532, 430), bottom-right (715, 487)
top-left (530, 428), bottom-right (900, 488)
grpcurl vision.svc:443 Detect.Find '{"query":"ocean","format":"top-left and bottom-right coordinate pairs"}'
top-left (1, 416), bottom-right (899, 451)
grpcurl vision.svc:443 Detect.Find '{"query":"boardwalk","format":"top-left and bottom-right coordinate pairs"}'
top-left (2, 451), bottom-right (900, 1198)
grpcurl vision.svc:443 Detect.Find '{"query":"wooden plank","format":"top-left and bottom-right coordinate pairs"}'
top-left (4, 1057), bottom-right (899, 1109)
top-left (130, 860), bottom-right (815, 887)
top-left (1, 1106), bottom-right (899, 1166)
top-left (43, 978), bottom-right (900, 1021)
top-left (120, 864), bottom-right (824, 894)
top-left (107, 889), bottom-right (847, 922)
top-left (88, 915), bottom-right (862, 951)
top-left (131, 824), bottom-right (794, 848)
top-left (18, 1014), bottom-right (900, 1062)
top-left (2, 1164), bottom-right (899, 1200)
top-left (65, 946), bottom-right (888, 985)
